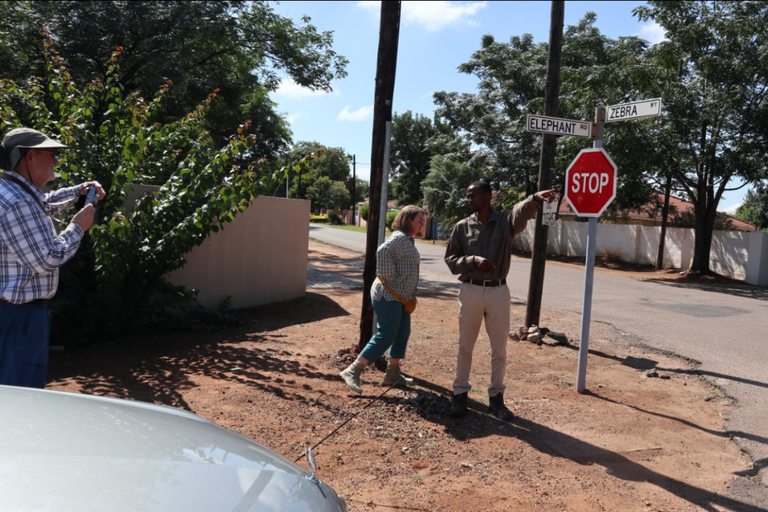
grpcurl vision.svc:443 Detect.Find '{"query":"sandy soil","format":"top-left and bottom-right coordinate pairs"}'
top-left (46, 240), bottom-right (760, 512)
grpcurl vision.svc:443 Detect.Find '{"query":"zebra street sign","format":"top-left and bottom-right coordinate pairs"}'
top-left (605, 98), bottom-right (662, 123)
top-left (526, 114), bottom-right (591, 138)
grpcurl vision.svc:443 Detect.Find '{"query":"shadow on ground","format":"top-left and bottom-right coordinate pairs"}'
top-left (47, 292), bottom-right (352, 410)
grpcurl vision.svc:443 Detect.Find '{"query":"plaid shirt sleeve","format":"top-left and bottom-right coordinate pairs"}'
top-left (44, 185), bottom-right (83, 214)
top-left (371, 230), bottom-right (420, 302)
top-left (0, 187), bottom-right (83, 303)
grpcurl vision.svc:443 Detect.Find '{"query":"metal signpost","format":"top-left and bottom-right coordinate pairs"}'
top-left (570, 101), bottom-right (661, 393)
top-left (565, 142), bottom-right (617, 393)
top-left (527, 99), bottom-right (661, 393)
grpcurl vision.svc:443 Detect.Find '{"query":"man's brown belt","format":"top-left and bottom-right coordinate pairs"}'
top-left (468, 279), bottom-right (506, 287)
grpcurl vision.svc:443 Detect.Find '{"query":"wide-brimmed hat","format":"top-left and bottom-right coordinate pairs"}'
top-left (1, 128), bottom-right (69, 171)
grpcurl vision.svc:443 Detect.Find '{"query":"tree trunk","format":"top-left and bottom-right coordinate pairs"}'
top-left (690, 197), bottom-right (715, 275)
top-left (655, 175), bottom-right (672, 271)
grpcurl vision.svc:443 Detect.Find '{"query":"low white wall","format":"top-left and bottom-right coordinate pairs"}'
top-left (513, 218), bottom-right (768, 284)
top-left (746, 231), bottom-right (768, 286)
top-left (711, 231), bottom-right (749, 280)
top-left (167, 196), bottom-right (310, 309)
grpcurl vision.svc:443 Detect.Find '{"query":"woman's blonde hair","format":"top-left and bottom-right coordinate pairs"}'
top-left (391, 205), bottom-right (424, 234)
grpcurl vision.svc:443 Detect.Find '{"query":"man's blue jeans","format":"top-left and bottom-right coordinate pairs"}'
top-left (0, 302), bottom-right (50, 388)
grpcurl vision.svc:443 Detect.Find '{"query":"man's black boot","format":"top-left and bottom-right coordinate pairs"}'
top-left (489, 393), bottom-right (514, 421)
top-left (449, 391), bottom-right (468, 418)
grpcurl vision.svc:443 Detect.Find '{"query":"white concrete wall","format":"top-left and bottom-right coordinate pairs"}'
top-left (167, 196), bottom-right (310, 309)
top-left (513, 218), bottom-right (767, 283)
top-left (711, 230), bottom-right (749, 280)
top-left (746, 231), bottom-right (768, 286)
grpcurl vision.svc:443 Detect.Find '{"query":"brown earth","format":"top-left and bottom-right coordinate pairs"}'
top-left (46, 240), bottom-right (759, 512)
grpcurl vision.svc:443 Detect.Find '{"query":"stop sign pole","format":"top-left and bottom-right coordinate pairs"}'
top-left (566, 107), bottom-right (619, 393)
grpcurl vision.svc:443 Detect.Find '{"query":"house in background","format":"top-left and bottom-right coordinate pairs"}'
top-left (557, 191), bottom-right (758, 231)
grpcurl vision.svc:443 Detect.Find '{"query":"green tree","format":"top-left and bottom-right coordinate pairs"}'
top-left (272, 142), bottom-right (351, 200)
top-left (390, 111), bottom-right (454, 206)
top-left (422, 155), bottom-right (485, 227)
top-left (435, 4), bottom-right (768, 274)
top-left (735, 186), bottom-right (768, 229)
top-left (433, 33), bottom-right (546, 203)
top-left (0, 1), bottom-right (347, 159)
top-left (433, 15), bottom-right (658, 212)
top-left (349, 178), bottom-right (369, 208)
top-left (0, 33), bottom-right (332, 346)
top-left (307, 176), bottom-right (350, 211)
top-left (419, 127), bottom-right (489, 224)
top-left (633, 0), bottom-right (768, 273)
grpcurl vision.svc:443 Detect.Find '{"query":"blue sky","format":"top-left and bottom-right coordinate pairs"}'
top-left (270, 1), bottom-right (745, 213)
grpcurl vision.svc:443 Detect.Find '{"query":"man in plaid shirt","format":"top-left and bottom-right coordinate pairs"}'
top-left (0, 128), bottom-right (105, 388)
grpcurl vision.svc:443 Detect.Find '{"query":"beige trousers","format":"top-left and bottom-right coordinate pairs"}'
top-left (453, 282), bottom-right (510, 398)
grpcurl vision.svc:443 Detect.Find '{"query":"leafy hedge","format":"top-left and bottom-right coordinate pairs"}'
top-left (0, 36), bottom-right (319, 346)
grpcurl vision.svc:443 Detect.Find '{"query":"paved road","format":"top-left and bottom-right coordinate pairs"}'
top-left (309, 224), bottom-right (768, 499)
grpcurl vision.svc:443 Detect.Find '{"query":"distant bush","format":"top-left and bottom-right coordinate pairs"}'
top-left (358, 204), bottom-right (396, 228)
top-left (386, 209), bottom-right (399, 229)
top-left (327, 211), bottom-right (343, 225)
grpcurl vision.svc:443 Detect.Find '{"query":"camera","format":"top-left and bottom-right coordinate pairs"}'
top-left (85, 186), bottom-right (98, 206)
top-left (76, 186), bottom-right (99, 209)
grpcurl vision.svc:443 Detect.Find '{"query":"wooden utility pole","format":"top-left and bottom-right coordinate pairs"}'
top-left (359, 1), bottom-right (401, 350)
top-left (526, 0), bottom-right (564, 328)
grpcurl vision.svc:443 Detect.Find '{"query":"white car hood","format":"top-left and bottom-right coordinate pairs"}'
top-left (0, 386), bottom-right (346, 512)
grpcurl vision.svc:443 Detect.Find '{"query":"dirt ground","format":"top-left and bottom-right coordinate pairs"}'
top-left (46, 240), bottom-right (761, 512)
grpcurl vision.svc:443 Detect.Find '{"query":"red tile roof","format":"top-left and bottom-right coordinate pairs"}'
top-left (557, 191), bottom-right (757, 231)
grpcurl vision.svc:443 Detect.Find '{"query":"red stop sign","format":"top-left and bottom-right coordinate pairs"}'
top-left (565, 148), bottom-right (617, 217)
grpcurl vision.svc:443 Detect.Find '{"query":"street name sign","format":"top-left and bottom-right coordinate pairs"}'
top-left (526, 114), bottom-right (591, 138)
top-left (565, 148), bottom-right (617, 217)
top-left (541, 192), bottom-right (559, 226)
top-left (605, 98), bottom-right (662, 123)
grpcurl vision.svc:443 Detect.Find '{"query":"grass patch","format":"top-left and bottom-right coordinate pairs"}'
top-left (315, 223), bottom-right (367, 233)
top-left (311, 222), bottom-right (447, 243)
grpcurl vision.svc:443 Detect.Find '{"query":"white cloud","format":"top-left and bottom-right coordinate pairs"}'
top-left (723, 202), bottom-right (742, 214)
top-left (337, 105), bottom-right (373, 122)
top-left (355, 166), bottom-right (371, 182)
top-left (274, 78), bottom-right (337, 99)
top-left (358, 1), bottom-right (487, 32)
top-left (638, 22), bottom-right (666, 45)
top-left (405, 1), bottom-right (486, 31)
top-left (286, 111), bottom-right (302, 124)
top-left (357, 1), bottom-right (379, 12)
